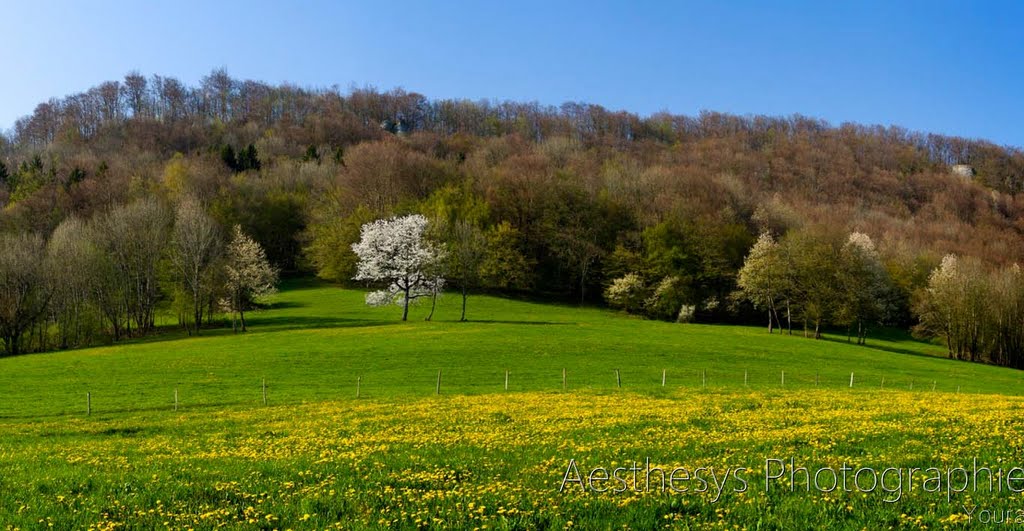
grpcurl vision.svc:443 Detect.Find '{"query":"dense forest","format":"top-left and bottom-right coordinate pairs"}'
top-left (3, 69), bottom-right (1024, 366)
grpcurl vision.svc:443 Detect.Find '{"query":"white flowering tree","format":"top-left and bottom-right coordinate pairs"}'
top-left (835, 232), bottom-right (890, 344)
top-left (604, 273), bottom-right (647, 313)
top-left (737, 231), bottom-right (788, 333)
top-left (352, 214), bottom-right (444, 321)
top-left (223, 225), bottom-right (278, 332)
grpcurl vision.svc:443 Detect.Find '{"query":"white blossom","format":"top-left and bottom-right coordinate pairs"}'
top-left (604, 273), bottom-right (646, 312)
top-left (352, 214), bottom-right (445, 320)
top-left (223, 225), bottom-right (278, 332)
top-left (846, 231), bottom-right (878, 258)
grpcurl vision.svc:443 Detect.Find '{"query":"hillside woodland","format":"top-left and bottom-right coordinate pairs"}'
top-left (2, 69), bottom-right (1024, 366)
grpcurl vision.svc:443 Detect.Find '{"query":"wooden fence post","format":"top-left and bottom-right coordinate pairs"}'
top-left (615, 369), bottom-right (621, 388)
top-left (436, 370), bottom-right (442, 395)
top-left (262, 378), bottom-right (267, 406)
top-left (662, 369), bottom-right (666, 387)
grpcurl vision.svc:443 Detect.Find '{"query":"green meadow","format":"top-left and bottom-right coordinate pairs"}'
top-left (0, 278), bottom-right (1018, 420)
top-left (2, 280), bottom-right (1023, 529)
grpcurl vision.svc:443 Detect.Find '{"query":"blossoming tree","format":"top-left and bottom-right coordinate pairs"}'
top-left (352, 214), bottom-right (444, 321)
top-left (224, 225), bottom-right (278, 332)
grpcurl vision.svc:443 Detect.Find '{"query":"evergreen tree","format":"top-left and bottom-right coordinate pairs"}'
top-left (220, 145), bottom-right (238, 172)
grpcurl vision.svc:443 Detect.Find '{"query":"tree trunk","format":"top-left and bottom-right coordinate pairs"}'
top-left (461, 284), bottom-right (468, 322)
top-left (6, 333), bottom-right (20, 356)
top-left (768, 309), bottom-right (773, 334)
top-left (786, 302), bottom-right (792, 335)
top-left (239, 308), bottom-right (247, 332)
top-left (426, 289), bottom-right (438, 321)
top-left (194, 300), bottom-right (202, 336)
top-left (580, 261), bottom-right (588, 304)
top-left (402, 288), bottom-right (410, 321)
top-left (814, 319), bottom-right (821, 339)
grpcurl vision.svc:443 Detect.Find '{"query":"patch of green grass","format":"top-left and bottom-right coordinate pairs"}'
top-left (0, 278), bottom-right (1019, 420)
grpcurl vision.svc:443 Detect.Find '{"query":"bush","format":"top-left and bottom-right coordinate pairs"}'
top-left (645, 276), bottom-right (689, 321)
top-left (604, 273), bottom-right (647, 313)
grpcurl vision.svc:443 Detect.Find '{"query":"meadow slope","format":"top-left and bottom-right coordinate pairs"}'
top-left (2, 280), bottom-right (1024, 528)
top-left (0, 279), bottom-right (1021, 420)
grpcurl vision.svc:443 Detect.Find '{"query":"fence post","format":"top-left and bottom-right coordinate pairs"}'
top-left (505, 370), bottom-right (509, 391)
top-left (662, 369), bottom-right (666, 387)
top-left (436, 370), bottom-right (442, 395)
top-left (880, 377), bottom-right (885, 389)
top-left (815, 372), bottom-right (819, 387)
top-left (87, 392), bottom-right (91, 416)
top-left (262, 378), bottom-right (267, 406)
top-left (174, 388), bottom-right (178, 411)
top-left (781, 370), bottom-right (785, 387)
top-left (849, 372), bottom-right (855, 388)
top-left (744, 369), bottom-right (748, 386)
top-left (356, 376), bottom-right (361, 398)
top-left (562, 368), bottom-right (566, 391)
top-left (702, 369), bottom-right (706, 389)
top-left (932, 381), bottom-right (936, 391)
top-left (615, 369), bottom-right (621, 388)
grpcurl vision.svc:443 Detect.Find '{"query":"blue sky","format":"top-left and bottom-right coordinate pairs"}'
top-left (1, 0), bottom-right (1022, 147)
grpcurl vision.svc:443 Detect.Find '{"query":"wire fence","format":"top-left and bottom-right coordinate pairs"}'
top-left (0, 365), bottom-right (989, 420)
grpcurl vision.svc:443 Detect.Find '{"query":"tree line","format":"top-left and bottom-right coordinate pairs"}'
top-left (6, 70), bottom-right (1023, 199)
top-left (2, 71), bottom-right (1024, 368)
top-left (0, 197), bottom-right (276, 355)
top-left (915, 256), bottom-right (1024, 368)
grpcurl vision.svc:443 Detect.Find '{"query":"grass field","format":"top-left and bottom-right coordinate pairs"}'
top-left (0, 279), bottom-right (1020, 420)
top-left (2, 279), bottom-right (1023, 529)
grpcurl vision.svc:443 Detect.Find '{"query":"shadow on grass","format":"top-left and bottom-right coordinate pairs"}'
top-left (0, 399), bottom-right (253, 422)
top-left (463, 319), bottom-right (575, 326)
top-left (263, 300), bottom-right (308, 310)
top-left (242, 315), bottom-right (400, 332)
top-left (11, 315), bottom-right (403, 356)
top-left (817, 335), bottom-right (945, 360)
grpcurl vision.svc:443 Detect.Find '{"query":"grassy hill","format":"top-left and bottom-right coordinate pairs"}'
top-left (0, 278), bottom-right (1020, 420)
top-left (3, 279), bottom-right (1024, 528)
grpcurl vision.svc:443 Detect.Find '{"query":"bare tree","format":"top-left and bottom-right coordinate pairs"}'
top-left (47, 217), bottom-right (106, 348)
top-left (447, 220), bottom-right (487, 321)
top-left (171, 197), bottom-right (223, 335)
top-left (94, 198), bottom-right (172, 336)
top-left (0, 233), bottom-right (51, 355)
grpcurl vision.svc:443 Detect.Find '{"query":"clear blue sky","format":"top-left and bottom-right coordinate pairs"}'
top-left (2, 0), bottom-right (1022, 147)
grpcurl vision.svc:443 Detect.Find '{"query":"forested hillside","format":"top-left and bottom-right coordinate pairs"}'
top-left (2, 69), bottom-right (1024, 365)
